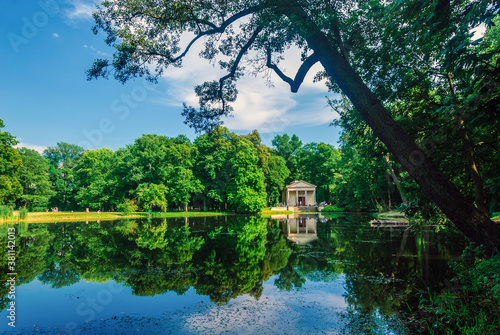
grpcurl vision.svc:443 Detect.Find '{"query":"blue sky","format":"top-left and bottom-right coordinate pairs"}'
top-left (1, 0), bottom-right (341, 153)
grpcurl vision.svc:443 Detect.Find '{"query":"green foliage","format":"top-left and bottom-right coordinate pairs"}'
top-left (43, 142), bottom-right (84, 210)
top-left (331, 144), bottom-right (391, 212)
top-left (193, 127), bottom-right (238, 208)
top-left (272, 134), bottom-right (303, 182)
top-left (295, 142), bottom-right (340, 203)
top-left (263, 155), bottom-right (289, 205)
top-left (0, 119), bottom-right (22, 204)
top-left (193, 127), bottom-right (267, 212)
top-left (136, 183), bottom-right (168, 212)
top-left (16, 147), bottom-right (53, 211)
top-left (420, 244), bottom-right (500, 334)
top-left (227, 139), bottom-right (267, 213)
top-left (19, 207), bottom-right (28, 219)
top-left (245, 130), bottom-right (290, 206)
top-left (74, 148), bottom-right (119, 210)
top-left (116, 198), bottom-right (138, 214)
top-left (321, 205), bottom-right (343, 212)
top-left (0, 205), bottom-right (13, 220)
top-left (117, 134), bottom-right (203, 210)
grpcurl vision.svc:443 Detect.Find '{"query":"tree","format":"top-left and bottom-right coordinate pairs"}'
top-left (296, 142), bottom-right (340, 203)
top-left (226, 139), bottom-right (267, 213)
top-left (117, 134), bottom-right (202, 210)
top-left (16, 147), bottom-right (53, 210)
top-left (194, 127), bottom-right (267, 212)
top-left (272, 134), bottom-right (303, 182)
top-left (332, 145), bottom-right (390, 211)
top-left (136, 183), bottom-right (169, 212)
top-left (0, 119), bottom-right (22, 205)
top-left (264, 155), bottom-right (289, 206)
top-left (244, 130), bottom-right (289, 206)
top-left (74, 148), bottom-right (119, 211)
top-left (193, 127), bottom-right (237, 210)
top-left (161, 136), bottom-right (203, 211)
top-left (87, 0), bottom-right (500, 254)
top-left (43, 142), bottom-right (84, 210)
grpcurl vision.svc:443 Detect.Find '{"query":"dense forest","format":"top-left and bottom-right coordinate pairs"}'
top-left (1, 100), bottom-right (499, 218)
top-left (1, 119), bottom-right (378, 214)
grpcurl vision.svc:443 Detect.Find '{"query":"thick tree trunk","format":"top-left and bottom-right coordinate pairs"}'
top-left (286, 4), bottom-right (500, 255)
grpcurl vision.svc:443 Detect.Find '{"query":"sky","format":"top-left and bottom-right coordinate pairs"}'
top-left (0, 0), bottom-right (342, 153)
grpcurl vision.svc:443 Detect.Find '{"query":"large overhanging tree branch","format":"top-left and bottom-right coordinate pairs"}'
top-left (182, 26), bottom-right (263, 133)
top-left (87, 0), bottom-right (500, 255)
top-left (266, 50), bottom-right (319, 93)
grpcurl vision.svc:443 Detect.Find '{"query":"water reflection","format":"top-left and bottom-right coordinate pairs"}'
top-left (279, 214), bottom-right (318, 244)
top-left (0, 214), bottom-right (468, 332)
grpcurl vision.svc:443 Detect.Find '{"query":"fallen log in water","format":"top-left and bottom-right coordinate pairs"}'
top-left (370, 219), bottom-right (408, 227)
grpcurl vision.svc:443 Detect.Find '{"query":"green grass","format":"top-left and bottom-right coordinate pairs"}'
top-left (259, 208), bottom-right (294, 216)
top-left (374, 210), bottom-right (407, 220)
top-left (0, 210), bottom-right (233, 224)
top-left (492, 212), bottom-right (500, 220)
top-left (320, 205), bottom-right (344, 212)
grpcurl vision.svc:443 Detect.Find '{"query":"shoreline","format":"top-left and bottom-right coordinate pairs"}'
top-left (0, 211), bottom-right (233, 224)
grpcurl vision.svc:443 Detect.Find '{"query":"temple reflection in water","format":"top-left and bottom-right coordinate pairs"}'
top-left (273, 214), bottom-right (319, 244)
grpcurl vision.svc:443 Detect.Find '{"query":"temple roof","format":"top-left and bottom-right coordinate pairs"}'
top-left (285, 180), bottom-right (317, 189)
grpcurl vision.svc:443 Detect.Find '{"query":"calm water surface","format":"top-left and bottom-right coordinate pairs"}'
top-left (0, 214), bottom-right (467, 334)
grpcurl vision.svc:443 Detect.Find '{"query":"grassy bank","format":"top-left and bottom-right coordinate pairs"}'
top-left (0, 210), bottom-right (233, 224)
top-left (259, 208), bottom-right (294, 217)
top-left (374, 210), bottom-right (407, 220)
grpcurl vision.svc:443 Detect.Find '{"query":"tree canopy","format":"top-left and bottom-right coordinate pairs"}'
top-left (0, 119), bottom-right (22, 204)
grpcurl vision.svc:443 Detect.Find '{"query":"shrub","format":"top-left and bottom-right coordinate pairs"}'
top-left (0, 205), bottom-right (13, 219)
top-left (321, 205), bottom-right (343, 212)
top-left (32, 207), bottom-right (46, 212)
top-left (117, 199), bottom-right (138, 215)
top-left (19, 208), bottom-right (28, 219)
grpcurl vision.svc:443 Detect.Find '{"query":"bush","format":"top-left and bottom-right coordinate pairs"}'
top-left (32, 207), bottom-right (46, 212)
top-left (19, 208), bottom-right (28, 219)
top-left (117, 199), bottom-right (138, 215)
top-left (0, 205), bottom-right (13, 219)
top-left (321, 205), bottom-right (343, 212)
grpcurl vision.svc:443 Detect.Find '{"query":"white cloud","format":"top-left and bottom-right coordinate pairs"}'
top-left (158, 37), bottom-right (335, 134)
top-left (83, 44), bottom-right (110, 56)
top-left (64, 0), bottom-right (97, 20)
top-left (52, 32), bottom-right (59, 38)
top-left (15, 143), bottom-right (47, 154)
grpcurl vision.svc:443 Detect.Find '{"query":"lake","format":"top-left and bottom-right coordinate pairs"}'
top-left (0, 214), bottom-right (467, 334)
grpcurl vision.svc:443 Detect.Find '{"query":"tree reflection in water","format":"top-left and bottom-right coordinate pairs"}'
top-left (0, 214), bottom-right (467, 315)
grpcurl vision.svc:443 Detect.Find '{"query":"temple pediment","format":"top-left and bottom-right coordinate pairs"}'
top-left (285, 180), bottom-right (317, 189)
